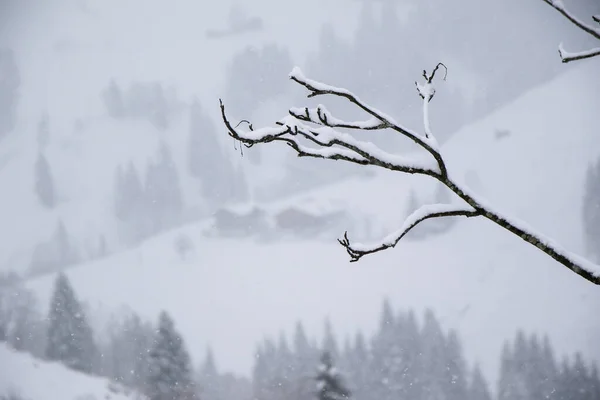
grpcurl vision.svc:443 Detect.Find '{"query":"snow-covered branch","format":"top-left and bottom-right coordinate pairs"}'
top-left (558, 44), bottom-right (600, 63)
top-left (542, 0), bottom-right (600, 63)
top-left (287, 67), bottom-right (448, 177)
top-left (415, 63), bottom-right (447, 145)
top-left (338, 204), bottom-right (479, 262)
top-left (219, 66), bottom-right (600, 285)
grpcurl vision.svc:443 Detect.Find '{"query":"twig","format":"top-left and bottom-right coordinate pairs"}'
top-left (338, 205), bottom-right (479, 261)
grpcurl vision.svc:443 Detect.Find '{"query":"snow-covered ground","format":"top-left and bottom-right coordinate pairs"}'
top-left (0, 0), bottom-right (364, 273)
top-left (0, 344), bottom-right (142, 400)
top-left (22, 57), bottom-right (600, 389)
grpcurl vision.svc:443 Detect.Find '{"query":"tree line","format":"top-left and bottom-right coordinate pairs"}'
top-left (1, 272), bottom-right (598, 400)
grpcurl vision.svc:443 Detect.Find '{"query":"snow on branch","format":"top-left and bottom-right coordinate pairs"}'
top-left (219, 65), bottom-right (600, 285)
top-left (415, 62), bottom-right (447, 146)
top-left (558, 44), bottom-right (600, 63)
top-left (338, 203), bottom-right (479, 262)
top-left (542, 0), bottom-right (600, 63)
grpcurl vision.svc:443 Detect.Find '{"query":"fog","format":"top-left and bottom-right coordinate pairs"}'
top-left (1, 1), bottom-right (600, 399)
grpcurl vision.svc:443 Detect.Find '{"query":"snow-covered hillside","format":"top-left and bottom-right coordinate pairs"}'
top-left (0, 0), bottom-right (365, 273)
top-left (24, 57), bottom-right (600, 389)
top-left (0, 344), bottom-right (142, 400)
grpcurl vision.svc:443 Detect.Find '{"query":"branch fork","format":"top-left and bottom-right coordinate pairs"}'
top-left (219, 62), bottom-right (600, 285)
top-left (542, 0), bottom-right (600, 63)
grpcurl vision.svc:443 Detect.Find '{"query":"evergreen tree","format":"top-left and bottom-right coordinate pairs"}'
top-left (146, 311), bottom-right (195, 400)
top-left (34, 152), bottom-right (56, 208)
top-left (556, 358), bottom-right (574, 400)
top-left (0, 48), bottom-right (20, 138)
top-left (188, 99), bottom-right (245, 208)
top-left (571, 353), bottom-right (594, 400)
top-left (253, 338), bottom-right (279, 400)
top-left (273, 334), bottom-right (296, 400)
top-left (46, 272), bottom-right (96, 373)
top-left (103, 78), bottom-right (126, 119)
top-left (468, 364), bottom-right (492, 400)
top-left (322, 318), bottom-right (339, 362)
top-left (315, 351), bottom-right (350, 400)
top-left (583, 160), bottom-right (600, 261)
top-left (55, 219), bottom-right (79, 268)
top-left (292, 322), bottom-right (319, 400)
top-left (198, 347), bottom-right (220, 400)
top-left (420, 309), bottom-right (448, 400)
top-left (114, 162), bottom-right (145, 222)
top-left (443, 330), bottom-right (469, 400)
top-left (225, 44), bottom-right (293, 116)
top-left (37, 112), bottom-right (50, 150)
top-left (105, 311), bottom-right (154, 389)
top-left (7, 285), bottom-right (45, 356)
top-left (343, 333), bottom-right (371, 400)
top-left (398, 310), bottom-right (424, 400)
top-left (370, 299), bottom-right (404, 400)
top-left (145, 141), bottom-right (183, 233)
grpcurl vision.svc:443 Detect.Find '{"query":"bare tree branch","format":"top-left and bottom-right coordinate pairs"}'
top-left (288, 67), bottom-right (448, 177)
top-left (289, 105), bottom-right (388, 131)
top-left (338, 204), bottom-right (479, 262)
top-left (542, 0), bottom-right (600, 63)
top-left (219, 67), bottom-right (600, 285)
top-left (220, 97), bottom-right (441, 177)
top-left (559, 44), bottom-right (600, 63)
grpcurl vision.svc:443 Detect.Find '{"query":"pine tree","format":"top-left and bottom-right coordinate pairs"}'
top-left (292, 322), bottom-right (319, 400)
top-left (583, 160), bottom-right (600, 261)
top-left (103, 79), bottom-right (126, 119)
top-left (37, 112), bottom-right (50, 150)
top-left (370, 299), bottom-right (403, 400)
top-left (420, 309), bottom-right (448, 400)
top-left (343, 333), bottom-right (370, 400)
top-left (105, 311), bottom-right (154, 389)
top-left (443, 330), bottom-right (469, 400)
top-left (54, 219), bottom-right (79, 268)
top-left (273, 334), bottom-right (296, 400)
top-left (34, 152), bottom-right (56, 208)
top-left (46, 272), bottom-right (97, 373)
top-left (146, 311), bottom-right (195, 400)
top-left (188, 99), bottom-right (242, 208)
top-left (556, 358), bottom-right (575, 400)
top-left (322, 319), bottom-right (339, 362)
top-left (145, 141), bottom-right (183, 233)
top-left (571, 353), bottom-right (593, 400)
top-left (315, 351), bottom-right (350, 400)
top-left (253, 338), bottom-right (279, 400)
top-left (468, 364), bottom-right (492, 400)
top-left (7, 285), bottom-right (45, 355)
top-left (398, 310), bottom-right (424, 400)
top-left (0, 48), bottom-right (20, 138)
top-left (198, 347), bottom-right (220, 400)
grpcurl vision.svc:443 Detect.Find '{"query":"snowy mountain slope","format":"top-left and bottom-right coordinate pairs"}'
top-left (24, 58), bottom-right (600, 388)
top-left (0, 0), bottom-right (364, 273)
top-left (0, 344), bottom-right (142, 400)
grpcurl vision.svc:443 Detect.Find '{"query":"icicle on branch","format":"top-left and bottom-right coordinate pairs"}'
top-left (219, 65), bottom-right (600, 285)
top-left (542, 0), bottom-right (600, 63)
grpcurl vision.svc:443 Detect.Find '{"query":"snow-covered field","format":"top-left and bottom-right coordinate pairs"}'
top-left (0, 344), bottom-right (142, 400)
top-left (22, 57), bottom-right (600, 388)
